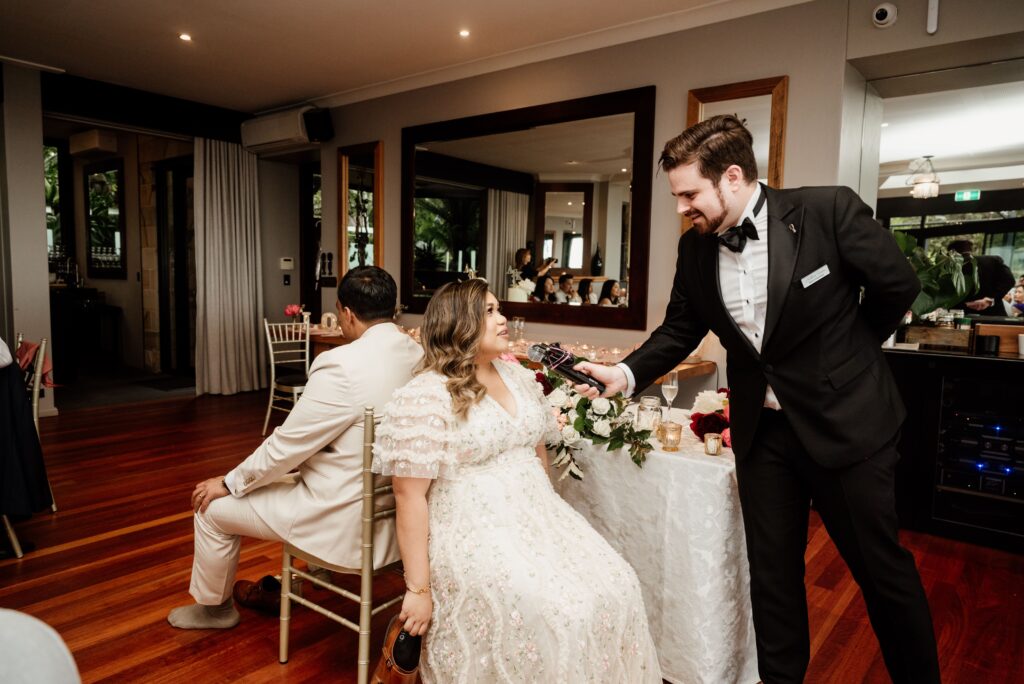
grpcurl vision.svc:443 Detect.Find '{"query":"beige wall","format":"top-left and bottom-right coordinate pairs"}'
top-left (258, 160), bottom-right (301, 325)
top-left (1, 65), bottom-right (55, 416)
top-left (319, 0), bottom-right (851, 346)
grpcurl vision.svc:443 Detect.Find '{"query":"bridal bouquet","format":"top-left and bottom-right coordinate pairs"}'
top-left (525, 360), bottom-right (653, 480)
top-left (689, 388), bottom-right (731, 447)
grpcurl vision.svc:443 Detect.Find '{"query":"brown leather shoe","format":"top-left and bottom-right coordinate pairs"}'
top-left (232, 575), bottom-right (281, 616)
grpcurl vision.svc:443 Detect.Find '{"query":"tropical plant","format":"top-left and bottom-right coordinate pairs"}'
top-left (893, 232), bottom-right (979, 317)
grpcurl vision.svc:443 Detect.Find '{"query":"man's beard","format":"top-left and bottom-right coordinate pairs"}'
top-left (689, 185), bottom-right (729, 234)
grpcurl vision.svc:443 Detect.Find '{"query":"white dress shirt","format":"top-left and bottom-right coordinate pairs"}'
top-left (620, 185), bottom-right (781, 409)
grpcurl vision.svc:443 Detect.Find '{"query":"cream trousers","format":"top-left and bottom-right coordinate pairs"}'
top-left (188, 494), bottom-right (283, 605)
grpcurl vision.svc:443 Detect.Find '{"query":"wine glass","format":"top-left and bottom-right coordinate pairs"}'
top-left (661, 370), bottom-right (678, 422)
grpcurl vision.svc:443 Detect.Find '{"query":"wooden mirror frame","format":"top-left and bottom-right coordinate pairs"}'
top-left (400, 86), bottom-right (656, 330)
top-left (337, 141), bottom-right (384, 276)
top-left (686, 75), bottom-right (788, 188)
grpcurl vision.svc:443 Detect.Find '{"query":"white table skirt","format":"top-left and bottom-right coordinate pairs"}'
top-left (554, 410), bottom-right (759, 684)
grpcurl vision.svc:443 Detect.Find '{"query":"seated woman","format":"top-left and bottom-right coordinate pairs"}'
top-left (530, 274), bottom-right (557, 303)
top-left (598, 279), bottom-right (622, 306)
top-left (373, 279), bottom-right (661, 683)
top-left (577, 278), bottom-right (597, 305)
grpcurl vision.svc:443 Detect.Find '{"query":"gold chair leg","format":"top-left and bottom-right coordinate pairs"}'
top-left (2, 515), bottom-right (24, 559)
top-left (279, 548), bottom-right (292, 663)
top-left (48, 481), bottom-right (57, 513)
top-left (263, 390), bottom-right (274, 436)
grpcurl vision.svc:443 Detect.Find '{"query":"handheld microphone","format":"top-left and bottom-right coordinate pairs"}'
top-left (527, 343), bottom-right (606, 394)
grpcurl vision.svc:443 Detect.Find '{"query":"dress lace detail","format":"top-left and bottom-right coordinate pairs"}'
top-left (374, 360), bottom-right (662, 683)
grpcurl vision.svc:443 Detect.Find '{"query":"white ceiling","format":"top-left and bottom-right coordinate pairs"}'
top-left (878, 80), bottom-right (1024, 198)
top-left (0, 0), bottom-right (805, 113)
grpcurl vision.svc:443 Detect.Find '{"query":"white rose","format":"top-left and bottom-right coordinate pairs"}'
top-left (593, 419), bottom-right (612, 437)
top-left (591, 397), bottom-right (612, 416)
top-left (547, 389), bottom-right (568, 408)
top-left (560, 425), bottom-right (581, 445)
top-left (692, 390), bottom-right (728, 414)
top-left (563, 393), bottom-right (578, 410)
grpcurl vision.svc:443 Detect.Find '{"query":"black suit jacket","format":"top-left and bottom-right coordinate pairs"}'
top-left (957, 254), bottom-right (1015, 316)
top-left (624, 185), bottom-right (919, 468)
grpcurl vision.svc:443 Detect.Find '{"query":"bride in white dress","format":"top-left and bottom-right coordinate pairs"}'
top-left (373, 279), bottom-right (661, 683)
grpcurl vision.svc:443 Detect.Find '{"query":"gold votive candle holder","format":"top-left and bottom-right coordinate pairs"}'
top-left (661, 421), bottom-right (683, 451)
top-left (704, 432), bottom-right (723, 455)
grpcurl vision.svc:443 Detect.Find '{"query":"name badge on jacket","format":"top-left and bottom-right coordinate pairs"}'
top-left (800, 264), bottom-right (830, 288)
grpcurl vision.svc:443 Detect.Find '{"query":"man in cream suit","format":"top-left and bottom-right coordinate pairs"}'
top-left (168, 266), bottom-right (423, 629)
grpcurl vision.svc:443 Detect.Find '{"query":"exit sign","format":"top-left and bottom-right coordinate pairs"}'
top-left (955, 189), bottom-right (981, 201)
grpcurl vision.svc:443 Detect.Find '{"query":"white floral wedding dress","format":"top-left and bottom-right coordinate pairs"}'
top-left (374, 359), bottom-right (662, 683)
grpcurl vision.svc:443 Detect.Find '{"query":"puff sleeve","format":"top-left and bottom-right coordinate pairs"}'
top-left (372, 374), bottom-right (457, 479)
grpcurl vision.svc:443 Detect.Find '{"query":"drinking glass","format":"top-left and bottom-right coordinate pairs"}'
top-left (661, 370), bottom-right (678, 421)
top-left (635, 396), bottom-right (662, 431)
top-left (510, 317), bottom-right (525, 346)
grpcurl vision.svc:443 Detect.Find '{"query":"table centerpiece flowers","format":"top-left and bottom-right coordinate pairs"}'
top-left (515, 353), bottom-right (653, 480)
top-left (688, 388), bottom-right (731, 447)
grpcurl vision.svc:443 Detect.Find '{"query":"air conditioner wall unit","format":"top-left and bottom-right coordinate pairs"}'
top-left (241, 106), bottom-right (314, 153)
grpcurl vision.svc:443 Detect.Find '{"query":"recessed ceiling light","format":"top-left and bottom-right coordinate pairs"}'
top-left (881, 122), bottom-right (889, 127)
top-left (621, 168), bottom-right (628, 172)
top-left (459, 29), bottom-right (470, 38)
top-left (179, 33), bottom-right (192, 42)
top-left (567, 201), bottom-right (573, 206)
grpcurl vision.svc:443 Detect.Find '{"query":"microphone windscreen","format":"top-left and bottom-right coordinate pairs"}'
top-left (526, 344), bottom-right (547, 363)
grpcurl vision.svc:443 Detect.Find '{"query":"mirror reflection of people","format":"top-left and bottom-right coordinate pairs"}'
top-left (1004, 284), bottom-right (1024, 316)
top-left (373, 279), bottom-right (662, 682)
top-left (598, 279), bottom-right (621, 306)
top-left (515, 248), bottom-right (555, 283)
top-left (531, 274), bottom-right (557, 303)
top-left (948, 239), bottom-right (1014, 316)
top-left (571, 114), bottom-right (940, 684)
top-left (577, 278), bottom-right (598, 305)
top-left (554, 273), bottom-right (581, 304)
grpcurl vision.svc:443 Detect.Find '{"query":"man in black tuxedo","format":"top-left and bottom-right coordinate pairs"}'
top-left (575, 115), bottom-right (940, 683)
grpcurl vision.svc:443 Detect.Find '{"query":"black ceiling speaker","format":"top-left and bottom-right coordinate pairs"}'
top-left (303, 108), bottom-right (334, 142)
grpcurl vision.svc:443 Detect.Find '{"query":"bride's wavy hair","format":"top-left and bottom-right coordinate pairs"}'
top-left (419, 279), bottom-right (490, 420)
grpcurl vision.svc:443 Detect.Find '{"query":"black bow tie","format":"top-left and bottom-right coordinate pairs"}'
top-left (718, 217), bottom-right (759, 253)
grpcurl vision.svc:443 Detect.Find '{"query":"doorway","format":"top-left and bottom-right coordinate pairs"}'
top-left (156, 156), bottom-right (196, 377)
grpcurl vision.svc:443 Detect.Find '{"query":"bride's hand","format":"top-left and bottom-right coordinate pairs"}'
top-left (400, 591), bottom-right (433, 636)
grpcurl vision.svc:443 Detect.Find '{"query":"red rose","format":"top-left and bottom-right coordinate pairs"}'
top-left (717, 387), bottom-right (731, 398)
top-left (722, 428), bottom-right (732, 448)
top-left (535, 372), bottom-right (554, 396)
top-left (689, 410), bottom-right (729, 440)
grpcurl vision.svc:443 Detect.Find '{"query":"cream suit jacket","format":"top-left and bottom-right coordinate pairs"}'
top-left (227, 322), bottom-right (423, 569)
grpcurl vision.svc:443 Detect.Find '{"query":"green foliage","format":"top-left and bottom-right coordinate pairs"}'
top-left (44, 146), bottom-right (61, 245)
top-left (893, 232), bottom-right (979, 317)
top-left (88, 170), bottom-right (121, 250)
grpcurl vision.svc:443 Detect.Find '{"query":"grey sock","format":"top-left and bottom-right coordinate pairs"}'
top-left (167, 598), bottom-right (240, 629)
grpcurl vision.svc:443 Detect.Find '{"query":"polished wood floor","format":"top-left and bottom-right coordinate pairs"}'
top-left (1, 392), bottom-right (1021, 683)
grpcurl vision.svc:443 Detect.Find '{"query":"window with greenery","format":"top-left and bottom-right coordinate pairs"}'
top-left (889, 216), bottom-right (922, 230)
top-left (84, 159), bottom-right (127, 279)
top-left (347, 163), bottom-right (377, 270)
top-left (44, 143), bottom-right (76, 272)
top-left (411, 180), bottom-right (483, 297)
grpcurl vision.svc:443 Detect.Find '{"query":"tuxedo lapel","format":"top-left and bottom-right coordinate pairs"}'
top-left (763, 188), bottom-right (802, 348)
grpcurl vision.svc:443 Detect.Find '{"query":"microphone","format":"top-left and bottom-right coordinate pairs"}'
top-left (527, 343), bottom-right (606, 394)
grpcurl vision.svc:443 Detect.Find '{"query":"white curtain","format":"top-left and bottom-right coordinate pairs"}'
top-left (485, 190), bottom-right (530, 299)
top-left (193, 138), bottom-right (266, 395)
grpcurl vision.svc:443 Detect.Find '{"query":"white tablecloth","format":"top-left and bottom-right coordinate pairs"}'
top-left (554, 410), bottom-right (759, 684)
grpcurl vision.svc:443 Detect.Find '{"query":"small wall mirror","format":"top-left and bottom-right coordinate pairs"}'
top-left (401, 87), bottom-right (655, 329)
top-left (686, 75), bottom-right (788, 188)
top-left (338, 141), bottom-right (383, 274)
top-left (84, 158), bottom-right (127, 279)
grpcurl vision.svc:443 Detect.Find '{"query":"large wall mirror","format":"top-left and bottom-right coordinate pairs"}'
top-left (83, 158), bottom-right (127, 279)
top-left (686, 75), bottom-right (788, 189)
top-left (338, 141), bottom-right (383, 274)
top-left (401, 86), bottom-right (656, 329)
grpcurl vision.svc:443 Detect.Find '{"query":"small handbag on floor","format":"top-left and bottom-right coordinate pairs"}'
top-left (371, 614), bottom-right (422, 684)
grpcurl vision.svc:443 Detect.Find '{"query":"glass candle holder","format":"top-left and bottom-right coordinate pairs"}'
top-left (636, 396), bottom-right (662, 431)
top-left (704, 432), bottom-right (723, 455)
top-left (661, 421), bottom-right (682, 451)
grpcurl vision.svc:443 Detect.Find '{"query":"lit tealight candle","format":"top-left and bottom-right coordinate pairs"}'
top-left (661, 421), bottom-right (683, 452)
top-left (704, 432), bottom-right (722, 455)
